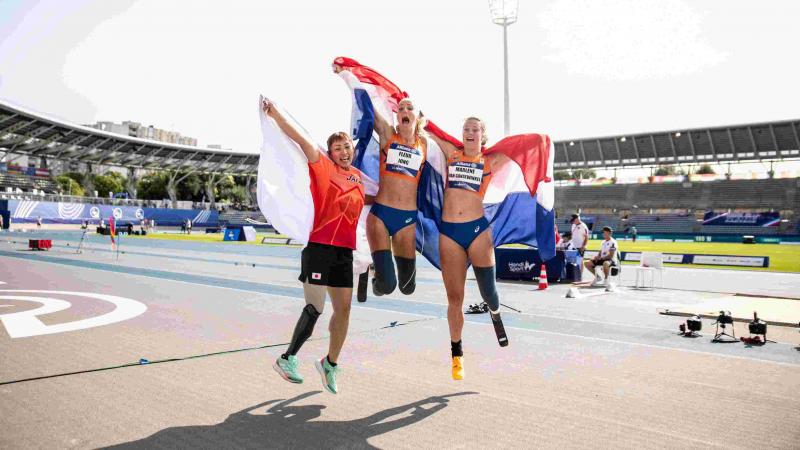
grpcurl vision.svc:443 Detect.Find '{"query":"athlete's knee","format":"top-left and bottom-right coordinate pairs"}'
top-left (446, 291), bottom-right (464, 306)
top-left (333, 298), bottom-right (352, 316)
top-left (371, 250), bottom-right (397, 294)
top-left (394, 256), bottom-right (416, 295)
top-left (302, 303), bottom-right (322, 320)
top-left (473, 265), bottom-right (500, 312)
top-left (303, 283), bottom-right (326, 312)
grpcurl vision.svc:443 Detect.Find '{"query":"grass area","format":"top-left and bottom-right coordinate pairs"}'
top-left (129, 232), bottom-right (295, 246)
top-left (132, 232), bottom-right (799, 273)
top-left (585, 240), bottom-right (800, 273)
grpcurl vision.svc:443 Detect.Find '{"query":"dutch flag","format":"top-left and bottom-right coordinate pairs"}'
top-left (334, 56), bottom-right (556, 268)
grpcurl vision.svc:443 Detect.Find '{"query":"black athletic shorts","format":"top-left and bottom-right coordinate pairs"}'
top-left (298, 242), bottom-right (354, 288)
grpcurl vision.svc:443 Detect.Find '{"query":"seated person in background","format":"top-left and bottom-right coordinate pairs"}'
top-left (556, 231), bottom-right (573, 251)
top-left (584, 226), bottom-right (619, 286)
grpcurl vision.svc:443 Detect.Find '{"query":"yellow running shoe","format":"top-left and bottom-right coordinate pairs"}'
top-left (451, 356), bottom-right (464, 380)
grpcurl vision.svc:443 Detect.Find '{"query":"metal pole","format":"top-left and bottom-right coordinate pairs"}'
top-left (502, 22), bottom-right (511, 136)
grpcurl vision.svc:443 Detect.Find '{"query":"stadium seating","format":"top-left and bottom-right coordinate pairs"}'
top-left (556, 178), bottom-right (797, 214)
top-left (0, 172), bottom-right (59, 194)
top-left (555, 178), bottom-right (798, 236)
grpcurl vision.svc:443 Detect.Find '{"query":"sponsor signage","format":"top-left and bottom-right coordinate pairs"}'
top-left (612, 251), bottom-right (769, 268)
top-left (623, 252), bottom-right (685, 264)
top-left (703, 211), bottom-right (780, 227)
top-left (692, 255), bottom-right (767, 267)
top-left (507, 261), bottom-right (536, 273)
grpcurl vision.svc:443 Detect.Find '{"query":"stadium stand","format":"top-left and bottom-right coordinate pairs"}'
top-left (0, 172), bottom-right (59, 193)
top-left (556, 178), bottom-right (799, 236)
top-left (554, 120), bottom-right (800, 169)
top-left (0, 99), bottom-right (257, 175)
top-left (556, 179), bottom-right (797, 213)
top-left (3, 98), bottom-right (797, 239)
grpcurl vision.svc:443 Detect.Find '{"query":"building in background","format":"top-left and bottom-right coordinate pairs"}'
top-left (86, 121), bottom-right (198, 147)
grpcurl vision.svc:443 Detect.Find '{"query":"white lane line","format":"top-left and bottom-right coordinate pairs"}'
top-left (10, 256), bottom-right (799, 367)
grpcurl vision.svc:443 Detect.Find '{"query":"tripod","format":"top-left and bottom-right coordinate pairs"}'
top-left (712, 311), bottom-right (737, 343)
top-left (77, 230), bottom-right (88, 254)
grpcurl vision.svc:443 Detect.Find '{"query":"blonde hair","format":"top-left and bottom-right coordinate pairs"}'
top-left (464, 117), bottom-right (488, 145)
top-left (396, 98), bottom-right (427, 138)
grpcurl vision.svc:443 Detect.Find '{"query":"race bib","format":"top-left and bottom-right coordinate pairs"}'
top-left (385, 143), bottom-right (423, 177)
top-left (448, 160), bottom-right (485, 192)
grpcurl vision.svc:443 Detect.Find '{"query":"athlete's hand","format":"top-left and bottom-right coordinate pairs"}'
top-left (262, 99), bottom-right (278, 118)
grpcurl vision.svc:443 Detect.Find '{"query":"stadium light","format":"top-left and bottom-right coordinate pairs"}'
top-left (620, 137), bottom-right (627, 142)
top-left (569, 141), bottom-right (575, 146)
top-left (675, 132), bottom-right (682, 137)
top-left (489, 0), bottom-right (519, 136)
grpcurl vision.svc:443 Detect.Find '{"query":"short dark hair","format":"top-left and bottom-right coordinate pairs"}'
top-left (570, 214), bottom-right (580, 222)
top-left (326, 132), bottom-right (352, 151)
top-left (602, 226), bottom-right (613, 233)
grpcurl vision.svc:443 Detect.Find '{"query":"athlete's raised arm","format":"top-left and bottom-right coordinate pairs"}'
top-left (332, 63), bottom-right (393, 145)
top-left (426, 132), bottom-right (457, 160)
top-left (262, 99), bottom-right (319, 163)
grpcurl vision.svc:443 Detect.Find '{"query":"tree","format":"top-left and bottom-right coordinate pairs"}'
top-left (219, 184), bottom-right (248, 204)
top-left (93, 173), bottom-right (126, 197)
top-left (696, 164), bottom-right (715, 175)
top-left (137, 172), bottom-right (169, 200)
top-left (55, 175), bottom-right (85, 196)
top-left (64, 172), bottom-right (85, 186)
top-left (178, 173), bottom-right (203, 201)
top-left (554, 170), bottom-right (571, 181)
top-left (571, 169), bottom-right (596, 180)
top-left (654, 165), bottom-right (672, 176)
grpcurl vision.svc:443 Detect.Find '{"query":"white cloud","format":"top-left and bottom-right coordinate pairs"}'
top-left (537, 0), bottom-right (726, 80)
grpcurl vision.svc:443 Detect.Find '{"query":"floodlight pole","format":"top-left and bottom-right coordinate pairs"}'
top-left (490, 0), bottom-right (518, 137)
top-left (502, 22), bottom-right (511, 137)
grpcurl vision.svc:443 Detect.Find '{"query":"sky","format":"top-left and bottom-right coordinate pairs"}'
top-left (1, 0), bottom-right (798, 163)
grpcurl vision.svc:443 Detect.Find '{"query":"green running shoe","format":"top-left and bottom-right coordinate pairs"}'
top-left (315, 357), bottom-right (340, 394)
top-left (273, 355), bottom-right (303, 384)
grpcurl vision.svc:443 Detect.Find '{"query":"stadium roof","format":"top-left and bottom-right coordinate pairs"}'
top-left (3, 98), bottom-right (798, 174)
top-left (0, 99), bottom-right (258, 174)
top-left (553, 119), bottom-right (800, 170)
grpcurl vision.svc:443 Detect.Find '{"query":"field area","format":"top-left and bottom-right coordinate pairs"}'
top-left (134, 231), bottom-right (800, 273)
top-left (586, 239), bottom-right (800, 273)
top-left (2, 229), bottom-right (799, 448)
top-left (132, 231), bottom-right (298, 246)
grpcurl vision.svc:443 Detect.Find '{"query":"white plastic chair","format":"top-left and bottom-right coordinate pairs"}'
top-left (633, 251), bottom-right (664, 289)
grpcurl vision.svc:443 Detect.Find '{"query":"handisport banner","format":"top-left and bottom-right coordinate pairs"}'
top-left (703, 211), bottom-right (780, 227)
top-left (7, 199), bottom-right (218, 226)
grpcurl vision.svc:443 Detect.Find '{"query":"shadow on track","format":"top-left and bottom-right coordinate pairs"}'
top-left (107, 391), bottom-right (477, 449)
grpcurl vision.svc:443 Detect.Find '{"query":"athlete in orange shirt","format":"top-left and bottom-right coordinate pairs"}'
top-left (263, 99), bottom-right (368, 394)
top-left (428, 117), bottom-right (511, 380)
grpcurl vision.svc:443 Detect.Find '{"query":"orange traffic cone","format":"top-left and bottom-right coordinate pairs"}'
top-left (538, 264), bottom-right (549, 290)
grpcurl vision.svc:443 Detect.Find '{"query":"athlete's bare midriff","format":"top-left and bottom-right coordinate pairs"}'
top-left (375, 175), bottom-right (418, 210)
top-left (442, 189), bottom-right (484, 223)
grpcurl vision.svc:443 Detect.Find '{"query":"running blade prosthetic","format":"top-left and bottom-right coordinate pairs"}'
top-left (490, 312), bottom-right (509, 347)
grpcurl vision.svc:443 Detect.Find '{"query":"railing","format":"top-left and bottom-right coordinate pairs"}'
top-left (0, 190), bottom-right (237, 211)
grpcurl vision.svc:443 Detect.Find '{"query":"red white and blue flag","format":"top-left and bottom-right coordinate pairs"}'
top-left (334, 56), bottom-right (556, 268)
